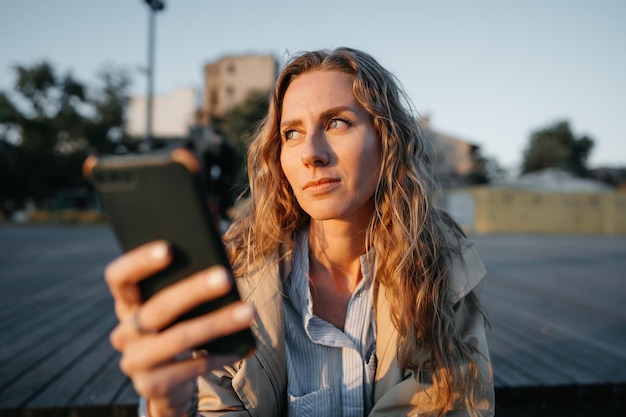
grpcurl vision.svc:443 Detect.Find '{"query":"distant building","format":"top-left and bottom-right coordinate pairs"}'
top-left (591, 167), bottom-right (626, 191)
top-left (127, 86), bottom-right (197, 140)
top-left (498, 168), bottom-right (612, 192)
top-left (125, 52), bottom-right (277, 147)
top-left (199, 54), bottom-right (277, 125)
top-left (418, 115), bottom-right (484, 187)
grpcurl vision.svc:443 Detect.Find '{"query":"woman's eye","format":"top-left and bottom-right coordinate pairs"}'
top-left (283, 130), bottom-right (300, 140)
top-left (328, 118), bottom-right (350, 130)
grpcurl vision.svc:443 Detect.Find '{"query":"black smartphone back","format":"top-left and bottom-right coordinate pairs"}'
top-left (84, 150), bottom-right (255, 356)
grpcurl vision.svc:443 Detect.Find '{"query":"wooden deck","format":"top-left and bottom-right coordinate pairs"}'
top-left (1, 225), bottom-right (625, 416)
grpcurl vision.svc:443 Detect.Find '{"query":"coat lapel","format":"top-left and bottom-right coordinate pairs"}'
top-left (232, 257), bottom-right (288, 416)
top-left (372, 236), bottom-right (487, 402)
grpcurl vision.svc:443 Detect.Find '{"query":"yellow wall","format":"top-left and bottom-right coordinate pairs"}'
top-left (445, 188), bottom-right (626, 235)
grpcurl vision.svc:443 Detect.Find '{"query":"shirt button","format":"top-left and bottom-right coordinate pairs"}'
top-left (355, 291), bottom-right (362, 297)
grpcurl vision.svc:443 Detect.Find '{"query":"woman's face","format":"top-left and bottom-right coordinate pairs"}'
top-left (279, 70), bottom-right (381, 225)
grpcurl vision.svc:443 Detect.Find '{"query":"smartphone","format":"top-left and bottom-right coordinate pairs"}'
top-left (83, 148), bottom-right (255, 356)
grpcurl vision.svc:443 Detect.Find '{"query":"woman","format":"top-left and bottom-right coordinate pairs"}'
top-left (107, 47), bottom-right (494, 417)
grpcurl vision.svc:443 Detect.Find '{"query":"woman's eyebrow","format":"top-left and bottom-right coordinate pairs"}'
top-left (280, 105), bottom-right (358, 129)
top-left (318, 105), bottom-right (357, 120)
top-left (279, 118), bottom-right (299, 130)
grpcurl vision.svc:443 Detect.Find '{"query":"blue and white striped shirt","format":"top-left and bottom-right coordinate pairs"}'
top-left (283, 230), bottom-right (376, 417)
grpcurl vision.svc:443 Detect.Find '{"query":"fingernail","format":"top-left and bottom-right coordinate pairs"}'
top-left (150, 242), bottom-right (168, 260)
top-left (205, 270), bottom-right (229, 289)
top-left (232, 304), bottom-right (254, 324)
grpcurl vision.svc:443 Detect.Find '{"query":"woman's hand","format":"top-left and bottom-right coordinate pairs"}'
top-left (105, 240), bottom-right (255, 417)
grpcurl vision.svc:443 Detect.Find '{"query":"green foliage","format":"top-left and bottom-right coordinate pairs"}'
top-left (469, 153), bottom-right (507, 185)
top-left (220, 89), bottom-right (270, 155)
top-left (0, 141), bottom-right (26, 202)
top-left (200, 90), bottom-right (270, 209)
top-left (522, 120), bottom-right (594, 176)
top-left (86, 65), bottom-right (134, 153)
top-left (0, 60), bottom-right (133, 209)
top-left (14, 61), bottom-right (59, 118)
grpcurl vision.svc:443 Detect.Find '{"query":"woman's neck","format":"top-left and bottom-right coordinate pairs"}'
top-left (306, 220), bottom-right (369, 329)
top-left (307, 219), bottom-right (367, 291)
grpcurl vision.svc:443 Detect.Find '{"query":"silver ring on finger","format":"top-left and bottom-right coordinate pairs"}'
top-left (131, 307), bottom-right (156, 335)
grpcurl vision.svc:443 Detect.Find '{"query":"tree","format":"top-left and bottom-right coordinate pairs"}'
top-left (199, 90), bottom-right (271, 214)
top-left (469, 153), bottom-right (508, 184)
top-left (0, 60), bottom-right (132, 210)
top-left (86, 65), bottom-right (134, 153)
top-left (0, 141), bottom-right (26, 205)
top-left (0, 62), bottom-right (88, 206)
top-left (220, 89), bottom-right (270, 155)
top-left (1, 61), bottom-right (88, 153)
top-left (522, 120), bottom-right (594, 176)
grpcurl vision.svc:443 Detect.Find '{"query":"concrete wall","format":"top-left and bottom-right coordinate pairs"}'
top-left (443, 187), bottom-right (626, 235)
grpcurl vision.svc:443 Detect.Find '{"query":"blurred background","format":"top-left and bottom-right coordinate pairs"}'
top-left (0, 0), bottom-right (625, 230)
top-left (1, 3), bottom-right (625, 416)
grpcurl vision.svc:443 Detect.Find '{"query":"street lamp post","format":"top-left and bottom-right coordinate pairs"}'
top-left (143, 0), bottom-right (165, 151)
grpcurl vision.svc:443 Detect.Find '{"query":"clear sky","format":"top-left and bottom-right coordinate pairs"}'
top-left (1, 0), bottom-right (624, 172)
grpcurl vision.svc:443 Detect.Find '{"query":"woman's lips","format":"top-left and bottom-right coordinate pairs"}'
top-left (303, 177), bottom-right (341, 194)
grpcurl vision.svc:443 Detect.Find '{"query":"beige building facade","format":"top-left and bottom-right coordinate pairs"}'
top-left (418, 116), bottom-right (483, 187)
top-left (442, 187), bottom-right (626, 235)
top-left (200, 54), bottom-right (277, 125)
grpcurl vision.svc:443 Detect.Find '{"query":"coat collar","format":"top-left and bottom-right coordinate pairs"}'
top-left (234, 253), bottom-right (288, 416)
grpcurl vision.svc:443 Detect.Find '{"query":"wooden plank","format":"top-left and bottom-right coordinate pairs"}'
top-left (488, 350), bottom-right (543, 388)
top-left (0, 260), bottom-right (112, 346)
top-left (476, 233), bottom-right (626, 392)
top-left (485, 266), bottom-right (626, 341)
top-left (490, 317), bottom-right (606, 385)
top-left (486, 280), bottom-right (626, 382)
top-left (25, 316), bottom-right (118, 408)
top-left (487, 326), bottom-right (577, 386)
top-left (70, 352), bottom-right (138, 407)
top-left (113, 381), bottom-right (141, 406)
top-left (0, 293), bottom-right (110, 373)
top-left (0, 226), bottom-right (126, 413)
top-left (0, 288), bottom-right (104, 352)
top-left (0, 226), bottom-right (133, 412)
top-left (0, 301), bottom-right (116, 408)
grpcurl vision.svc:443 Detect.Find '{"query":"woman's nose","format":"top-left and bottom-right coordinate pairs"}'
top-left (300, 130), bottom-right (330, 167)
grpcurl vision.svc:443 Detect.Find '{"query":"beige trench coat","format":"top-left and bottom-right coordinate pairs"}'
top-left (197, 236), bottom-right (495, 416)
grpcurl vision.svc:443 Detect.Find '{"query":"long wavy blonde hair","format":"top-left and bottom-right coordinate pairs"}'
top-left (225, 47), bottom-right (488, 416)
